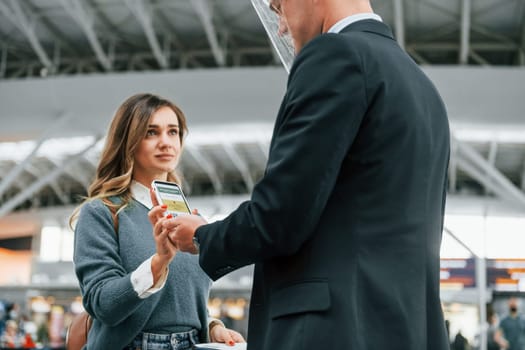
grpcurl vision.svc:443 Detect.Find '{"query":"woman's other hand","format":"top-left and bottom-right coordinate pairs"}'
top-left (210, 324), bottom-right (246, 346)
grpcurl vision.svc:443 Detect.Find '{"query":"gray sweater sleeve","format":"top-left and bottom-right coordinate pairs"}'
top-left (73, 200), bottom-right (142, 326)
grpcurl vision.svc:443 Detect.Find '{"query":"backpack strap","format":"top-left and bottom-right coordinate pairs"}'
top-left (65, 311), bottom-right (92, 350)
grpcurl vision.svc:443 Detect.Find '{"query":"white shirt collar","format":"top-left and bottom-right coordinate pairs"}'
top-left (327, 13), bottom-right (383, 34)
top-left (130, 180), bottom-right (153, 209)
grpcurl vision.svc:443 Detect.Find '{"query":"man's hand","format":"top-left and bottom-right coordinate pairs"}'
top-left (164, 213), bottom-right (207, 254)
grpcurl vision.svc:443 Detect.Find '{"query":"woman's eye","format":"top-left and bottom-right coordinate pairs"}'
top-left (169, 129), bottom-right (179, 135)
top-left (146, 130), bottom-right (157, 136)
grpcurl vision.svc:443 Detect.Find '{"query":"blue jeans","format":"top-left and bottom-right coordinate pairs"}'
top-left (123, 328), bottom-right (199, 350)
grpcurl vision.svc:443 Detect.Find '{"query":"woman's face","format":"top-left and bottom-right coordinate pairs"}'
top-left (133, 106), bottom-right (182, 185)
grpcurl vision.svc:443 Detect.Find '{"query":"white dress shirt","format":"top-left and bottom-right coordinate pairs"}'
top-left (328, 13), bottom-right (383, 34)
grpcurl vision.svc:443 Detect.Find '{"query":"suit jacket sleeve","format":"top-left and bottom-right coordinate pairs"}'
top-left (196, 34), bottom-right (368, 280)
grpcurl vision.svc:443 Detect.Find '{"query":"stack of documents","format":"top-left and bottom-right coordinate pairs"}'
top-left (195, 343), bottom-right (247, 350)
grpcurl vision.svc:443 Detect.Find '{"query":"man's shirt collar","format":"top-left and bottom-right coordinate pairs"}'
top-left (328, 13), bottom-right (383, 34)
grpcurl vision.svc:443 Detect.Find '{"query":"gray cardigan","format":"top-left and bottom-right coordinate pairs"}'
top-left (73, 198), bottom-right (212, 349)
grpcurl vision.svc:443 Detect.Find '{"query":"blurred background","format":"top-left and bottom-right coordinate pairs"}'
top-left (0, 0), bottom-right (524, 349)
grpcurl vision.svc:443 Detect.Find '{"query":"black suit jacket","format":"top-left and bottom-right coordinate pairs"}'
top-left (196, 20), bottom-right (450, 350)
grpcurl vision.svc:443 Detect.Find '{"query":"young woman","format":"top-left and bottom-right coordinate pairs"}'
top-left (70, 93), bottom-right (244, 349)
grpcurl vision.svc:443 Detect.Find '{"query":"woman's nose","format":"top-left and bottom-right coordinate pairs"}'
top-left (159, 133), bottom-right (172, 147)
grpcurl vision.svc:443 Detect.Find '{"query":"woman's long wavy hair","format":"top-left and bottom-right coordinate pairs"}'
top-left (70, 93), bottom-right (188, 228)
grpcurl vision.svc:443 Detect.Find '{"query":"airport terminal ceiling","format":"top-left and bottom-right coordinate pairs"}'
top-left (0, 0), bottom-right (525, 229)
top-left (0, 0), bottom-right (524, 76)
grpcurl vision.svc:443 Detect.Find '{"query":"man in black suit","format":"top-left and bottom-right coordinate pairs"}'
top-left (166, 0), bottom-right (450, 349)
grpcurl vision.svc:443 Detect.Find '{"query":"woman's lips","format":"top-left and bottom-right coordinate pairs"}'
top-left (156, 154), bottom-right (175, 160)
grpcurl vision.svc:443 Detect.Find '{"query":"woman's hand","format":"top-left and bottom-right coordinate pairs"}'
top-left (210, 324), bottom-right (246, 346)
top-left (148, 188), bottom-right (178, 283)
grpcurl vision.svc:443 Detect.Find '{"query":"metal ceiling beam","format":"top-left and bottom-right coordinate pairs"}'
top-left (413, 24), bottom-right (457, 43)
top-left (420, 0), bottom-right (514, 50)
top-left (471, 0), bottom-right (520, 60)
top-left (13, 37), bottom-right (519, 76)
top-left (86, 0), bottom-right (133, 49)
top-left (471, 26), bottom-right (516, 47)
top-left (406, 48), bottom-right (430, 65)
top-left (521, 160), bottom-right (525, 191)
top-left (5, 173), bottom-right (26, 193)
top-left (24, 0), bottom-right (79, 57)
top-left (457, 156), bottom-right (525, 209)
top-left (1, 44), bottom-right (273, 69)
top-left (232, 51), bottom-right (242, 66)
top-left (469, 50), bottom-right (490, 66)
top-left (0, 0), bottom-right (53, 71)
top-left (419, 0), bottom-right (517, 52)
top-left (60, 0), bottom-right (113, 71)
top-left (414, 21), bottom-right (515, 50)
top-left (454, 137), bottom-right (525, 209)
top-left (185, 145), bottom-right (223, 194)
top-left (49, 181), bottom-right (71, 205)
top-left (484, 140), bottom-right (498, 195)
top-left (419, 0), bottom-right (456, 20)
top-left (393, 0), bottom-right (406, 50)
top-left (471, 0), bottom-right (507, 18)
top-left (443, 226), bottom-right (478, 258)
top-left (124, 0), bottom-right (168, 69)
top-left (24, 163), bottom-right (71, 205)
top-left (487, 141), bottom-right (498, 167)
top-left (191, 0), bottom-right (226, 66)
top-left (411, 43), bottom-right (517, 51)
top-left (52, 42), bottom-right (61, 74)
top-left (0, 137), bottom-right (101, 218)
top-left (256, 140), bottom-right (269, 161)
top-left (221, 143), bottom-right (254, 192)
top-left (0, 113), bottom-right (73, 198)
top-left (0, 162), bottom-right (13, 181)
top-left (459, 0), bottom-right (471, 64)
top-left (48, 158), bottom-right (92, 192)
top-left (9, 66), bottom-right (25, 79)
top-left (0, 45), bottom-right (6, 78)
top-left (156, 12), bottom-right (186, 53)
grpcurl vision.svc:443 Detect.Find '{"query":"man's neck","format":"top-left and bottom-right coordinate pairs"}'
top-left (322, 1), bottom-right (374, 33)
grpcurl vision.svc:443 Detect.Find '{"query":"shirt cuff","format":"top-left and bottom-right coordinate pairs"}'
top-left (130, 255), bottom-right (168, 299)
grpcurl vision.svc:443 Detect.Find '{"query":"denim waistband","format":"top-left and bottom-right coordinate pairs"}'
top-left (125, 328), bottom-right (199, 350)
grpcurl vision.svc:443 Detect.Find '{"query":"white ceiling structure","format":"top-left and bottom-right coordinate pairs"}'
top-left (0, 0), bottom-right (524, 76)
top-left (0, 0), bottom-right (525, 239)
